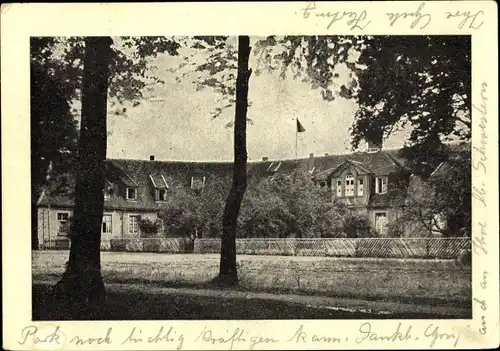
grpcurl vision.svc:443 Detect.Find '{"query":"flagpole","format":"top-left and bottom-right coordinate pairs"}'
top-left (295, 119), bottom-right (298, 160)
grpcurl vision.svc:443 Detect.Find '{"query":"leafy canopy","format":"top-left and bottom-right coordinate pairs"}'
top-left (277, 35), bottom-right (470, 149)
top-left (31, 36), bottom-right (181, 111)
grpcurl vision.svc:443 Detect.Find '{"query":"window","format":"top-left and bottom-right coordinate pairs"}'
top-left (104, 180), bottom-right (113, 200)
top-left (102, 214), bottom-right (112, 234)
top-left (126, 187), bottom-right (137, 200)
top-left (57, 212), bottom-right (69, 235)
top-left (128, 215), bottom-right (139, 234)
top-left (345, 174), bottom-right (355, 197)
top-left (190, 176), bottom-right (206, 193)
top-left (375, 176), bottom-right (388, 194)
top-left (149, 174), bottom-right (169, 200)
top-left (357, 177), bottom-right (364, 196)
top-left (336, 180), bottom-right (342, 197)
top-left (156, 189), bottom-right (167, 201)
top-left (375, 212), bottom-right (388, 235)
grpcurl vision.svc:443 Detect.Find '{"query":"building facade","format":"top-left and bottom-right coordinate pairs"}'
top-left (37, 143), bottom-right (467, 247)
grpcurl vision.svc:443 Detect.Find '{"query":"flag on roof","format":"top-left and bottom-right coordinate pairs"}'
top-left (297, 119), bottom-right (306, 133)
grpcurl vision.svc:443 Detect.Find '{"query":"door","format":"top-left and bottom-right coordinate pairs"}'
top-left (375, 212), bottom-right (388, 235)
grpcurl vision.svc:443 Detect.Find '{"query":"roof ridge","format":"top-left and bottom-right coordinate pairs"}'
top-left (106, 143), bottom-right (468, 165)
top-left (381, 151), bottom-right (403, 169)
top-left (347, 159), bottom-right (373, 173)
top-left (109, 158), bottom-right (234, 165)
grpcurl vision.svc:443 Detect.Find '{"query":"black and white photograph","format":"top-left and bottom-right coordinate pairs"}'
top-left (2, 2), bottom-right (498, 350)
top-left (31, 34), bottom-right (472, 320)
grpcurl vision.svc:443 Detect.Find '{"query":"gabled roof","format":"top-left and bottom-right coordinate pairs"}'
top-left (312, 150), bottom-right (405, 181)
top-left (326, 159), bottom-right (373, 178)
top-left (39, 159), bottom-right (236, 210)
top-left (38, 143), bottom-right (468, 211)
top-left (248, 158), bottom-right (309, 178)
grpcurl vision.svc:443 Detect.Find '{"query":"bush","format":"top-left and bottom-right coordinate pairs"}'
top-left (456, 248), bottom-right (471, 267)
top-left (139, 217), bottom-right (162, 238)
top-left (157, 181), bottom-right (227, 239)
top-left (387, 220), bottom-right (405, 238)
top-left (342, 213), bottom-right (378, 238)
top-left (238, 170), bottom-right (346, 238)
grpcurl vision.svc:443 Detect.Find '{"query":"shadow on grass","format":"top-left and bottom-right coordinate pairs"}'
top-left (35, 272), bottom-right (471, 309)
top-left (33, 283), bottom-right (470, 321)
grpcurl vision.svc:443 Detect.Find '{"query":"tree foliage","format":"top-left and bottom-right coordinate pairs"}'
top-left (239, 171), bottom-right (352, 238)
top-left (31, 63), bottom-right (79, 248)
top-left (277, 36), bottom-right (470, 151)
top-left (31, 36), bottom-right (181, 109)
top-left (275, 36), bottom-right (362, 100)
top-left (396, 148), bottom-right (471, 237)
top-left (156, 170), bottom-right (377, 239)
top-left (350, 36), bottom-right (470, 149)
top-left (158, 178), bottom-right (230, 239)
top-left (138, 217), bottom-right (163, 237)
top-left (427, 150), bottom-right (471, 236)
top-left (31, 63), bottom-right (79, 196)
top-left (30, 36), bottom-right (182, 197)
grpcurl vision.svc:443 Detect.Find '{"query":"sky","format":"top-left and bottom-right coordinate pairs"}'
top-left (104, 37), bottom-right (409, 162)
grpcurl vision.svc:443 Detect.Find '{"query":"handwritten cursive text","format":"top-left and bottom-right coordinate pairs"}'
top-left (445, 10), bottom-right (484, 29)
top-left (301, 1), bottom-right (371, 31)
top-left (386, 2), bottom-right (431, 29)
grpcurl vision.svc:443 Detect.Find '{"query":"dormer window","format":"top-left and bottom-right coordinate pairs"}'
top-left (191, 176), bottom-right (206, 193)
top-left (126, 187), bottom-right (137, 200)
top-left (375, 176), bottom-right (388, 194)
top-left (345, 174), bottom-right (355, 197)
top-left (156, 188), bottom-right (167, 201)
top-left (103, 180), bottom-right (113, 201)
top-left (267, 162), bottom-right (281, 173)
top-left (150, 174), bottom-right (169, 202)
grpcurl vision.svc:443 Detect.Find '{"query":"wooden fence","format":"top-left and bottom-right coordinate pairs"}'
top-left (193, 237), bottom-right (471, 259)
top-left (40, 238), bottom-right (191, 253)
top-left (39, 237), bottom-right (470, 259)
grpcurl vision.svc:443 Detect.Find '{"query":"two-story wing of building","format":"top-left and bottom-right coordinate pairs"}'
top-left (310, 144), bottom-right (410, 236)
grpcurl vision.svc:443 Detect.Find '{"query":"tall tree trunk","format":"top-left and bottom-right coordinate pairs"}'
top-left (217, 36), bottom-right (252, 285)
top-left (54, 37), bottom-right (113, 305)
top-left (31, 201), bottom-right (39, 249)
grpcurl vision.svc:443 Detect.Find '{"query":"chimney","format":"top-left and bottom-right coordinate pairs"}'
top-left (366, 140), bottom-right (383, 150)
top-left (366, 130), bottom-right (383, 152)
top-left (149, 155), bottom-right (155, 161)
top-left (262, 157), bottom-right (269, 161)
top-left (307, 153), bottom-right (314, 172)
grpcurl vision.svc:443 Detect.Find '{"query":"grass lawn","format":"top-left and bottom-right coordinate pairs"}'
top-left (33, 281), bottom-right (470, 320)
top-left (32, 251), bottom-right (471, 309)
